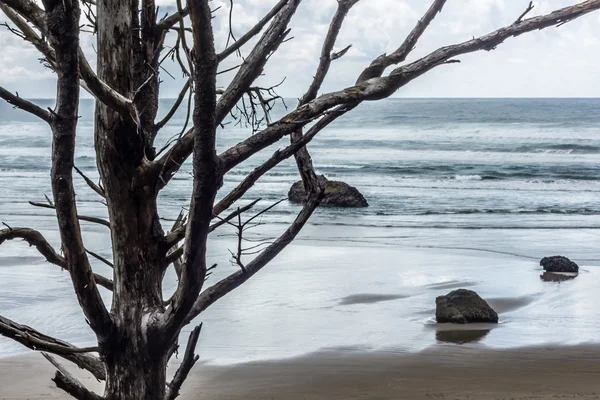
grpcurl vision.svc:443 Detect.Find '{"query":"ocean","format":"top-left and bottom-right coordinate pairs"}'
top-left (1, 98), bottom-right (600, 363)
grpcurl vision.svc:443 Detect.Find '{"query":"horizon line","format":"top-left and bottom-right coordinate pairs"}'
top-left (19, 96), bottom-right (600, 101)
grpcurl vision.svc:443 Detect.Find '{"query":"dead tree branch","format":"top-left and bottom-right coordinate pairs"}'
top-left (0, 227), bottom-right (65, 267)
top-left (356, 0), bottom-right (447, 83)
top-left (218, 0), bottom-right (600, 173)
top-left (155, 79), bottom-right (191, 131)
top-left (217, 0), bottom-right (289, 61)
top-left (74, 166), bottom-right (105, 198)
top-left (215, 105), bottom-right (350, 215)
top-left (152, 0), bottom-right (301, 190)
top-left (164, 324), bottom-right (202, 400)
top-left (0, 315), bottom-right (106, 380)
top-left (0, 86), bottom-right (52, 123)
top-left (29, 201), bottom-right (110, 228)
top-left (164, 199), bottom-right (261, 266)
top-left (185, 191), bottom-right (323, 324)
top-left (85, 248), bottom-right (114, 268)
top-left (45, 0), bottom-right (113, 339)
top-left (292, 0), bottom-right (358, 198)
top-left (164, 0), bottom-right (219, 341)
top-left (42, 353), bottom-right (104, 400)
top-left (0, 2), bottom-right (56, 70)
top-left (515, 1), bottom-right (535, 24)
top-left (0, 227), bottom-right (114, 290)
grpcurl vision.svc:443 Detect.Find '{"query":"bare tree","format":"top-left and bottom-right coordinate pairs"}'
top-left (0, 0), bottom-right (599, 398)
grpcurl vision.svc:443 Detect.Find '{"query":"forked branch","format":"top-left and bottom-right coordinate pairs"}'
top-left (185, 190), bottom-right (323, 324)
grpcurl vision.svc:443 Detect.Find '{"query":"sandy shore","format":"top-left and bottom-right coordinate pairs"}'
top-left (1, 344), bottom-right (600, 399)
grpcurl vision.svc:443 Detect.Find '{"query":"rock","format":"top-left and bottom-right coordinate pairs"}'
top-left (288, 175), bottom-right (368, 208)
top-left (435, 289), bottom-right (498, 324)
top-left (540, 255), bottom-right (579, 273)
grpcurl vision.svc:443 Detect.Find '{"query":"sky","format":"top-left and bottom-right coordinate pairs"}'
top-left (1, 0), bottom-right (600, 98)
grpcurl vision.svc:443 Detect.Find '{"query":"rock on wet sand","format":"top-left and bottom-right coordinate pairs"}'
top-left (540, 255), bottom-right (579, 273)
top-left (436, 289), bottom-right (499, 324)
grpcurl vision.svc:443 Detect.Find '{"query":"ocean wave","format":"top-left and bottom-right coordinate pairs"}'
top-left (418, 208), bottom-right (600, 215)
top-left (319, 164), bottom-right (600, 182)
top-left (515, 144), bottom-right (600, 154)
top-left (453, 174), bottom-right (482, 181)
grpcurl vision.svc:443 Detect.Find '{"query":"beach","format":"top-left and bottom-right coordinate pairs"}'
top-left (2, 344), bottom-right (600, 399)
top-left (2, 98), bottom-right (600, 396)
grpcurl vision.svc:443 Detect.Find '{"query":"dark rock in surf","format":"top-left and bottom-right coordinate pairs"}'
top-left (540, 255), bottom-right (579, 273)
top-left (288, 175), bottom-right (368, 208)
top-left (436, 289), bottom-right (498, 324)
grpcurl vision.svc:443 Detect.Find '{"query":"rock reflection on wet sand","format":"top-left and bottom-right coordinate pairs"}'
top-left (540, 271), bottom-right (578, 282)
top-left (436, 329), bottom-right (491, 344)
top-left (339, 293), bottom-right (410, 305)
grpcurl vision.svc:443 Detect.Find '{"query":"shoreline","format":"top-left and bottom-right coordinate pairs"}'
top-left (1, 344), bottom-right (600, 399)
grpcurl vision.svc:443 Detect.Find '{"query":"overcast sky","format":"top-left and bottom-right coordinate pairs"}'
top-left (1, 0), bottom-right (600, 98)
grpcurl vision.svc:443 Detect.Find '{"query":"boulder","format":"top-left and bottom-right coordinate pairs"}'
top-left (435, 289), bottom-right (498, 324)
top-left (540, 255), bottom-right (579, 273)
top-left (288, 175), bottom-right (368, 208)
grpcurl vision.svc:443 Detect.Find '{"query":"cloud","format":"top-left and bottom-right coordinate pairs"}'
top-left (1, 0), bottom-right (600, 98)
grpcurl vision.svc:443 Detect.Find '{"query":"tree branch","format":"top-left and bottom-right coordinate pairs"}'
top-left (164, 324), bottom-right (202, 400)
top-left (164, 0), bottom-right (219, 340)
top-left (29, 201), bottom-right (111, 228)
top-left (218, 0), bottom-right (600, 172)
top-left (0, 227), bottom-right (114, 291)
top-left (46, 0), bottom-right (113, 339)
top-left (515, 1), bottom-right (535, 24)
top-left (1, 0), bottom-right (140, 125)
top-left (0, 0), bottom-right (46, 30)
top-left (42, 353), bottom-right (104, 400)
top-left (74, 166), bottom-right (105, 198)
top-left (0, 315), bottom-right (105, 380)
top-left (155, 79), bottom-right (191, 131)
top-left (164, 199), bottom-right (261, 265)
top-left (0, 227), bottom-right (65, 267)
top-left (217, 105), bottom-right (351, 214)
top-left (292, 0), bottom-right (358, 197)
top-left (152, 0), bottom-right (301, 190)
top-left (356, 0), bottom-right (448, 83)
top-left (299, 0), bottom-right (359, 105)
top-left (185, 190), bottom-right (323, 325)
top-left (217, 0), bottom-right (289, 62)
top-left (155, 5), bottom-right (188, 32)
top-left (0, 86), bottom-right (52, 123)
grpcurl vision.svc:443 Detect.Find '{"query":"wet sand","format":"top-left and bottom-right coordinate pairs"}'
top-left (2, 344), bottom-right (600, 399)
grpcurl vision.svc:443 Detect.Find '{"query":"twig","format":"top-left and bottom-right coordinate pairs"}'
top-left (74, 166), bottom-right (105, 198)
top-left (515, 1), bottom-right (535, 24)
top-left (85, 248), bottom-right (113, 268)
top-left (29, 202), bottom-right (110, 228)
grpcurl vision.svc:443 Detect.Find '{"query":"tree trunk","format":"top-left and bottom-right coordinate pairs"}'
top-left (95, 0), bottom-right (168, 398)
top-left (104, 338), bottom-right (168, 399)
